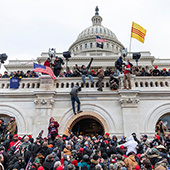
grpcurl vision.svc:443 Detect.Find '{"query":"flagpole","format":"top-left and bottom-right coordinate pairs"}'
top-left (129, 37), bottom-right (132, 58)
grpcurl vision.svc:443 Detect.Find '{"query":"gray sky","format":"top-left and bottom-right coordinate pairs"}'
top-left (0, 0), bottom-right (170, 64)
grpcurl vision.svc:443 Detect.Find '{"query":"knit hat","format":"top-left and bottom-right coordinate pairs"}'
top-left (163, 68), bottom-right (166, 71)
top-left (13, 134), bottom-right (18, 138)
top-left (154, 65), bottom-right (158, 69)
top-left (105, 133), bottom-right (110, 137)
top-left (135, 165), bottom-right (140, 170)
top-left (72, 160), bottom-right (78, 166)
top-left (38, 166), bottom-right (45, 170)
top-left (79, 148), bottom-right (83, 153)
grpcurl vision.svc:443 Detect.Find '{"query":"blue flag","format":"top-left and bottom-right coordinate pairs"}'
top-left (10, 77), bottom-right (21, 89)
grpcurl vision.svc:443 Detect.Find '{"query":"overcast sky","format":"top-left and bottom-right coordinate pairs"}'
top-left (0, 0), bottom-right (170, 64)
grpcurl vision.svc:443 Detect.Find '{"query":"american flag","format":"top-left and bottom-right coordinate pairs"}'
top-left (14, 140), bottom-right (22, 154)
top-left (96, 35), bottom-right (106, 43)
top-left (33, 63), bottom-right (56, 81)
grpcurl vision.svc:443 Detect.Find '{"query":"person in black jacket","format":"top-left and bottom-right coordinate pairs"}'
top-left (43, 154), bottom-right (55, 170)
top-left (70, 85), bottom-right (82, 115)
top-left (115, 56), bottom-right (123, 76)
top-left (53, 56), bottom-right (65, 77)
top-left (76, 58), bottom-right (94, 85)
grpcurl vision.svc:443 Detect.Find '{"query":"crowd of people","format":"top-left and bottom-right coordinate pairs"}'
top-left (0, 116), bottom-right (170, 170)
top-left (0, 70), bottom-right (38, 79)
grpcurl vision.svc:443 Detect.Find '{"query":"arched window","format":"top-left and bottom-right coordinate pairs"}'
top-left (76, 47), bottom-right (78, 51)
top-left (85, 44), bottom-right (87, 48)
top-left (100, 28), bottom-right (102, 33)
top-left (90, 43), bottom-right (93, 48)
top-left (107, 43), bottom-right (109, 49)
top-left (96, 28), bottom-right (98, 33)
top-left (80, 45), bottom-right (82, 50)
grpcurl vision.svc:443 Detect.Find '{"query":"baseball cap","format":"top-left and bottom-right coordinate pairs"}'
top-left (142, 134), bottom-right (148, 138)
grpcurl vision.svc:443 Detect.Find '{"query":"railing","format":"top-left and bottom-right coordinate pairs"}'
top-left (0, 76), bottom-right (170, 90)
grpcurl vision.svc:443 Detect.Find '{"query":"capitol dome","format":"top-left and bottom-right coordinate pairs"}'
top-left (69, 6), bottom-right (124, 56)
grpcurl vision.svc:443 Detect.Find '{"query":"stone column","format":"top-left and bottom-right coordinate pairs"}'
top-left (33, 75), bottom-right (56, 138)
top-left (119, 91), bottom-right (140, 137)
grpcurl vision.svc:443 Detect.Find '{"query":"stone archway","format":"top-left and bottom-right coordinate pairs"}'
top-left (59, 103), bottom-right (116, 135)
top-left (0, 105), bottom-right (27, 135)
top-left (145, 103), bottom-right (170, 136)
top-left (64, 111), bottom-right (108, 135)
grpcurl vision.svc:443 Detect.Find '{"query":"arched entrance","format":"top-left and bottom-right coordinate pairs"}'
top-left (71, 117), bottom-right (104, 136)
top-left (62, 111), bottom-right (110, 136)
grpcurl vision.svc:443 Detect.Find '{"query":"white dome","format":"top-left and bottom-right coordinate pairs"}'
top-left (77, 25), bottom-right (118, 41)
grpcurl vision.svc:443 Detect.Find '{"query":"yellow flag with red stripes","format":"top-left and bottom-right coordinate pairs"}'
top-left (131, 22), bottom-right (146, 43)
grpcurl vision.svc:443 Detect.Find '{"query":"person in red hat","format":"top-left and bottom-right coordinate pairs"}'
top-left (153, 65), bottom-right (160, 76)
top-left (161, 68), bottom-right (168, 76)
top-left (48, 117), bottom-right (59, 141)
top-left (7, 134), bottom-right (21, 153)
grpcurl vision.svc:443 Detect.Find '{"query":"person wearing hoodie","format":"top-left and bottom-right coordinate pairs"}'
top-left (70, 84), bottom-right (82, 115)
top-left (118, 135), bottom-right (138, 155)
top-left (77, 154), bottom-right (90, 170)
top-left (43, 154), bottom-right (55, 170)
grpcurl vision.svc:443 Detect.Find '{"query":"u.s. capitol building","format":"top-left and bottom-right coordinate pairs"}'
top-left (1, 7), bottom-right (170, 139)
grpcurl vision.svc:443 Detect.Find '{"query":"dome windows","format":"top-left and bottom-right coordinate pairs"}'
top-left (90, 42), bottom-right (93, 48)
top-left (85, 43), bottom-right (87, 48)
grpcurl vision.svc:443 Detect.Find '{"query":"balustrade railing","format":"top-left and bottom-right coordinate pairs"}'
top-left (0, 76), bottom-right (170, 90)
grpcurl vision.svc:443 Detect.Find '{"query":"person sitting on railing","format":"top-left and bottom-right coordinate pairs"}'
top-left (161, 68), bottom-right (168, 76)
top-left (153, 65), bottom-right (160, 76)
top-left (65, 71), bottom-right (73, 77)
top-left (2, 71), bottom-right (9, 78)
top-left (109, 74), bottom-right (119, 90)
top-left (104, 68), bottom-right (113, 77)
top-left (90, 69), bottom-right (97, 77)
top-left (75, 58), bottom-right (94, 85)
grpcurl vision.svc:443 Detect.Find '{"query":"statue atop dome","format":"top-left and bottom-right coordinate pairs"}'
top-left (95, 6), bottom-right (99, 15)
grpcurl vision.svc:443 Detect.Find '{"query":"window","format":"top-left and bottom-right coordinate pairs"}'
top-left (80, 45), bottom-right (82, 50)
top-left (90, 43), bottom-right (93, 48)
top-left (85, 44), bottom-right (87, 48)
top-left (107, 43), bottom-right (109, 49)
top-left (96, 28), bottom-right (98, 33)
top-left (100, 28), bottom-right (102, 33)
top-left (76, 47), bottom-right (78, 51)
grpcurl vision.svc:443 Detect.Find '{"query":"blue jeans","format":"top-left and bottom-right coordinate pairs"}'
top-left (82, 75), bottom-right (94, 84)
top-left (71, 96), bottom-right (80, 113)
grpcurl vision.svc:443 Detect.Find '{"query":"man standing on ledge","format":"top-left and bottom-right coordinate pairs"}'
top-left (123, 61), bottom-right (131, 90)
top-left (70, 84), bottom-right (83, 115)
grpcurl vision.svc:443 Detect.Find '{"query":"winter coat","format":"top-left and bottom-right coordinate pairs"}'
top-left (115, 58), bottom-right (123, 71)
top-left (70, 85), bottom-right (81, 96)
top-left (124, 155), bottom-right (138, 170)
top-left (77, 58), bottom-right (93, 75)
top-left (155, 123), bottom-right (166, 136)
top-left (6, 120), bottom-right (17, 134)
top-left (77, 162), bottom-right (90, 170)
top-left (89, 159), bottom-right (99, 170)
top-left (119, 136), bottom-right (138, 155)
top-left (43, 160), bottom-right (55, 170)
top-left (53, 58), bottom-right (64, 69)
top-left (39, 146), bottom-right (52, 159)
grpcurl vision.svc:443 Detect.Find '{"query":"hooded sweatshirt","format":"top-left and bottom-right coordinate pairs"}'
top-left (119, 135), bottom-right (138, 155)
